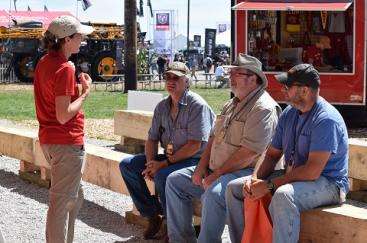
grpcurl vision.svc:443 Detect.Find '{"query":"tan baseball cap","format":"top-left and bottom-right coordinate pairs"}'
top-left (165, 62), bottom-right (190, 77)
top-left (47, 15), bottom-right (94, 39)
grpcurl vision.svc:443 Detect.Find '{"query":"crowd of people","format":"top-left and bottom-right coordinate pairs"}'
top-left (150, 51), bottom-right (231, 87)
top-left (30, 15), bottom-right (348, 243)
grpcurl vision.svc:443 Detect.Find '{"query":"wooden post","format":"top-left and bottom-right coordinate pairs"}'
top-left (124, 0), bottom-right (137, 92)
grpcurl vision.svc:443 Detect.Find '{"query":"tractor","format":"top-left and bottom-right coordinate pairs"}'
top-left (0, 21), bottom-right (124, 83)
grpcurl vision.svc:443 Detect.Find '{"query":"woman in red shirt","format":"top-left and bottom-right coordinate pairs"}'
top-left (33, 15), bottom-right (93, 243)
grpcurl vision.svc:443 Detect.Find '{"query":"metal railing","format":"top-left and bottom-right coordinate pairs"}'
top-left (0, 62), bottom-right (18, 83)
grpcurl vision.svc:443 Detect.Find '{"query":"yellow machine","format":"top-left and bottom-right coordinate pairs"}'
top-left (0, 22), bottom-right (124, 82)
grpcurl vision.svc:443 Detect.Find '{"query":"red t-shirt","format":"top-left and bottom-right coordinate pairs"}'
top-left (34, 51), bottom-right (84, 145)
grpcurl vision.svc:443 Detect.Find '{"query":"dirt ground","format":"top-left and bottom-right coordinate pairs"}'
top-left (16, 119), bottom-right (119, 141)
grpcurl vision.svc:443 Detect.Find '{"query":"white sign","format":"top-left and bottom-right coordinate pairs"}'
top-left (127, 91), bottom-right (163, 112)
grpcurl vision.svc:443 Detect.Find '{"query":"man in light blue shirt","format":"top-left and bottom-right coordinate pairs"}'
top-left (119, 61), bottom-right (215, 240)
top-left (226, 64), bottom-right (349, 243)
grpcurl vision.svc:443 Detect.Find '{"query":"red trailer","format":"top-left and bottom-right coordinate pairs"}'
top-left (231, 0), bottom-right (366, 124)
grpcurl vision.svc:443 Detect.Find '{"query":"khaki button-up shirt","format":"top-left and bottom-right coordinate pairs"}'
top-left (209, 87), bottom-right (281, 170)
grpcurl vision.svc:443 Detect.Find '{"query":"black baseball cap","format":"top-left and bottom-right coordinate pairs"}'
top-left (275, 64), bottom-right (320, 89)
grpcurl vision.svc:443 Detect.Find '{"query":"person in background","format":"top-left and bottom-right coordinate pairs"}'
top-left (157, 55), bottom-right (167, 80)
top-left (33, 15), bottom-right (94, 243)
top-left (215, 62), bottom-right (227, 88)
top-left (119, 62), bottom-right (215, 240)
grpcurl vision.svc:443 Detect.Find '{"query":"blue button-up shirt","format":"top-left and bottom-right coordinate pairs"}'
top-left (148, 90), bottom-right (215, 158)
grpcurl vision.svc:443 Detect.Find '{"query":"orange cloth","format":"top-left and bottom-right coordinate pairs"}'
top-left (242, 193), bottom-right (273, 243)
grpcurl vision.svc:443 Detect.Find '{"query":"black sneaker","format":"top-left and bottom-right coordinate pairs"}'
top-left (143, 214), bottom-right (163, 239)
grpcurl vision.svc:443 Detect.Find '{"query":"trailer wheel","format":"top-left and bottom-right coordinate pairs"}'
top-left (91, 51), bottom-right (119, 81)
top-left (13, 54), bottom-right (35, 83)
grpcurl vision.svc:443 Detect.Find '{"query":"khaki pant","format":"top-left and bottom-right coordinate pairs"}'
top-left (41, 144), bottom-right (85, 243)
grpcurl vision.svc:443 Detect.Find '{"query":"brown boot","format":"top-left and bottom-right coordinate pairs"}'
top-left (143, 214), bottom-right (163, 239)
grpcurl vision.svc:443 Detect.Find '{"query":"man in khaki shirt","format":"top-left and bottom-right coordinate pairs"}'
top-left (165, 54), bottom-right (281, 243)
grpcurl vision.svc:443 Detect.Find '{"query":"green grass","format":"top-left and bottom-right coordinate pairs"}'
top-left (0, 88), bottom-right (230, 120)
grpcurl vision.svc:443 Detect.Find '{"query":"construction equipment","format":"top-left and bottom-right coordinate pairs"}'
top-left (0, 21), bottom-right (124, 83)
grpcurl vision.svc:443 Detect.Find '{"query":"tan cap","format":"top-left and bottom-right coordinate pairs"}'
top-left (165, 62), bottom-right (190, 77)
top-left (47, 15), bottom-right (94, 39)
top-left (229, 53), bottom-right (268, 88)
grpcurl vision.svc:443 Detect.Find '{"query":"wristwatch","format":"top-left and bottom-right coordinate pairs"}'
top-left (267, 179), bottom-right (276, 194)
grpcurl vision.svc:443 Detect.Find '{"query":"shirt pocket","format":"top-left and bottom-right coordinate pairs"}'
top-left (225, 120), bottom-right (245, 146)
top-left (213, 115), bottom-right (226, 136)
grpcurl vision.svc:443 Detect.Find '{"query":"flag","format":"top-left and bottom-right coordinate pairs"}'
top-left (138, 0), bottom-right (144, 17)
top-left (44, 5), bottom-right (49, 12)
top-left (147, 0), bottom-right (153, 17)
top-left (13, 0), bottom-right (17, 12)
top-left (27, 6), bottom-right (31, 11)
top-left (81, 0), bottom-right (92, 11)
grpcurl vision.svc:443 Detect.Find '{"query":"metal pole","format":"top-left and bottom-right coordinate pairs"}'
top-left (186, 0), bottom-right (190, 59)
top-left (124, 0), bottom-right (137, 92)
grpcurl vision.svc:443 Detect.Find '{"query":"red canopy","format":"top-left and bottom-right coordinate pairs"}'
top-left (232, 0), bottom-right (352, 11)
top-left (0, 10), bottom-right (73, 28)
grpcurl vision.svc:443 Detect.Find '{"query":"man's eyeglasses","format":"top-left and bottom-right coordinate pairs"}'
top-left (229, 72), bottom-right (255, 78)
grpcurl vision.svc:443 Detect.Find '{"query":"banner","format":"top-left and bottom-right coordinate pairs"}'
top-left (217, 23), bottom-right (230, 34)
top-left (193, 35), bottom-right (201, 47)
top-left (156, 12), bottom-right (170, 31)
top-left (204, 28), bottom-right (216, 58)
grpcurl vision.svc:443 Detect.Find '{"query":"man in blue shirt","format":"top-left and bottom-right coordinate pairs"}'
top-left (119, 61), bottom-right (215, 240)
top-left (226, 64), bottom-right (349, 243)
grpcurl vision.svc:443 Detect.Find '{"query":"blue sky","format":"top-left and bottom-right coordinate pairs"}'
top-left (0, 0), bottom-right (231, 44)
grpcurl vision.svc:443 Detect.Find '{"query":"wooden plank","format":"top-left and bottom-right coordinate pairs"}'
top-left (349, 178), bottom-right (367, 192)
top-left (300, 201), bottom-right (367, 243)
top-left (0, 127), bottom-right (37, 163)
top-left (114, 110), bottom-right (153, 141)
top-left (349, 139), bottom-right (367, 181)
top-left (82, 144), bottom-right (155, 195)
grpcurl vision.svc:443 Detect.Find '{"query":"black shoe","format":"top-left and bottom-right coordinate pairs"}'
top-left (143, 215), bottom-right (163, 239)
top-left (155, 218), bottom-right (167, 240)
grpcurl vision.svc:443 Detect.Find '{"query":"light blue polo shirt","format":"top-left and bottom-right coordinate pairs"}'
top-left (272, 97), bottom-right (349, 193)
top-left (148, 90), bottom-right (216, 158)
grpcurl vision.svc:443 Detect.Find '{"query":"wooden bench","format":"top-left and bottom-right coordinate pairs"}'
top-left (114, 110), bottom-right (153, 154)
top-left (1, 124), bottom-right (367, 242)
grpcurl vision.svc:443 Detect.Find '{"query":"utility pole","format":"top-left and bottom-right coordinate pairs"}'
top-left (186, 0), bottom-right (190, 59)
top-left (124, 0), bottom-right (137, 92)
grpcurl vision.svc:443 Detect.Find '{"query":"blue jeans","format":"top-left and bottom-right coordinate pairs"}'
top-left (165, 166), bottom-right (253, 243)
top-left (119, 154), bottom-right (198, 218)
top-left (226, 173), bottom-right (341, 243)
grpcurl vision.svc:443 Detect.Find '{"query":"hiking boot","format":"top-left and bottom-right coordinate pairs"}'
top-left (155, 218), bottom-right (167, 240)
top-left (143, 214), bottom-right (163, 239)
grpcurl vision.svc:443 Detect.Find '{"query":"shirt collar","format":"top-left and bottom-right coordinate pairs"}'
top-left (167, 89), bottom-right (189, 108)
top-left (49, 50), bottom-right (67, 62)
top-left (232, 86), bottom-right (264, 108)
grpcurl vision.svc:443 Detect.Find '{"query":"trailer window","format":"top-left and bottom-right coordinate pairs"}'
top-left (246, 5), bottom-right (354, 73)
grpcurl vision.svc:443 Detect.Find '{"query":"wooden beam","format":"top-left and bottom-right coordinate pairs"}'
top-left (300, 201), bottom-right (367, 243)
top-left (349, 139), bottom-right (367, 181)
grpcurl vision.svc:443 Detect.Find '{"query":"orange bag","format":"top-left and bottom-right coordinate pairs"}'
top-left (241, 193), bottom-right (273, 243)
